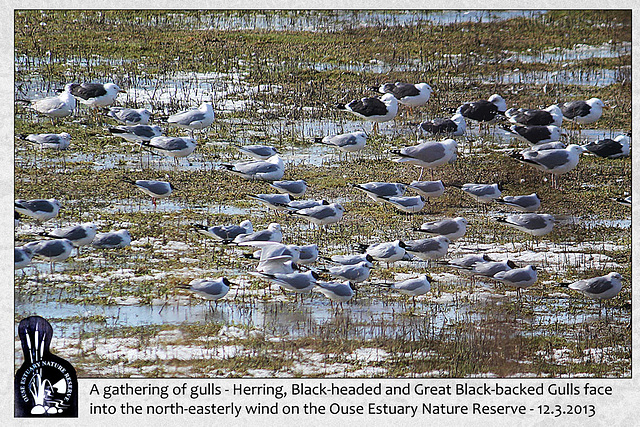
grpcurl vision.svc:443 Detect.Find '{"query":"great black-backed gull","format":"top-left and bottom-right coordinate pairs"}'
top-left (560, 97), bottom-right (607, 124)
top-left (583, 134), bottom-right (630, 159)
top-left (376, 82), bottom-right (433, 108)
top-left (505, 105), bottom-right (563, 127)
top-left (457, 94), bottom-right (507, 123)
top-left (501, 124), bottom-right (562, 145)
top-left (420, 113), bottom-right (466, 136)
top-left (335, 93), bottom-right (398, 133)
top-left (70, 82), bottom-right (125, 107)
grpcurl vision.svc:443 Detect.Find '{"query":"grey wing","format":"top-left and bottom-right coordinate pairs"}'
top-left (152, 138), bottom-right (188, 151)
top-left (170, 110), bottom-right (205, 125)
top-left (525, 150), bottom-right (569, 169)
top-left (302, 206), bottom-right (336, 220)
top-left (402, 143), bottom-right (446, 163)
top-left (195, 281), bottom-right (224, 294)
top-left (26, 200), bottom-right (56, 212)
top-left (406, 239), bottom-right (442, 252)
top-left (422, 220), bottom-right (458, 235)
top-left (573, 277), bottom-right (613, 294)
top-left (329, 134), bottom-right (358, 147)
top-left (94, 234), bottom-right (122, 247)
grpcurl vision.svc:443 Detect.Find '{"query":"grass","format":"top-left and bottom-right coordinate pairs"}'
top-left (14, 10), bottom-right (631, 378)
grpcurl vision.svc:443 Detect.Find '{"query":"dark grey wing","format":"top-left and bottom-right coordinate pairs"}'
top-left (194, 281), bottom-right (224, 295)
top-left (319, 283), bottom-right (352, 297)
top-left (459, 100), bottom-right (497, 121)
top-left (131, 126), bottom-right (158, 138)
top-left (348, 97), bottom-right (388, 116)
top-left (236, 162), bottom-right (279, 175)
top-left (36, 241), bottom-right (67, 257)
top-left (515, 125), bottom-right (551, 144)
top-left (584, 139), bottom-right (620, 158)
top-left (138, 181), bottom-right (170, 195)
top-left (22, 200), bottom-right (55, 213)
top-left (422, 220), bottom-right (459, 235)
top-left (55, 226), bottom-right (88, 241)
top-left (299, 206), bottom-right (335, 220)
top-left (522, 109), bottom-right (553, 126)
top-left (510, 214), bottom-right (548, 230)
top-left (94, 234), bottom-right (123, 247)
top-left (70, 83), bottom-right (106, 100)
top-left (390, 82), bottom-right (420, 98)
top-left (560, 101), bottom-right (590, 119)
top-left (405, 239), bottom-right (443, 253)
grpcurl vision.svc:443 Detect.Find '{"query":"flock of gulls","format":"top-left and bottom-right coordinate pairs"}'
top-left (15, 77), bottom-right (629, 315)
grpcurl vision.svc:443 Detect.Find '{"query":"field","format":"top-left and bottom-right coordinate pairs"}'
top-left (14, 10), bottom-right (631, 378)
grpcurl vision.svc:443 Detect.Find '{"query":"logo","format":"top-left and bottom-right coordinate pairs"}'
top-left (15, 316), bottom-right (78, 417)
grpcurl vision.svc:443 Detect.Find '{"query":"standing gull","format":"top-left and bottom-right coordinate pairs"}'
top-left (361, 240), bottom-right (407, 266)
top-left (109, 125), bottom-right (163, 143)
top-left (380, 195), bottom-right (425, 214)
top-left (403, 237), bottom-right (450, 262)
top-left (335, 93), bottom-right (398, 134)
top-left (19, 132), bottom-right (71, 151)
top-left (92, 229), bottom-right (132, 249)
top-left (505, 105), bottom-right (563, 127)
top-left (391, 139), bottom-right (457, 179)
top-left (233, 144), bottom-right (279, 160)
top-left (230, 223), bottom-right (282, 245)
top-left (492, 265), bottom-right (538, 297)
top-left (407, 180), bottom-right (445, 199)
top-left (314, 281), bottom-right (356, 305)
top-left (457, 94), bottom-right (507, 124)
top-left (385, 275), bottom-right (432, 305)
top-left (167, 102), bottom-right (214, 136)
top-left (420, 114), bottom-right (466, 136)
top-left (15, 247), bottom-right (34, 270)
top-left (290, 203), bottom-right (345, 227)
top-left (142, 136), bottom-right (197, 163)
top-left (496, 193), bottom-right (541, 212)
top-left (351, 182), bottom-right (407, 203)
top-left (562, 272), bottom-right (623, 301)
top-left (377, 82), bottom-right (433, 109)
top-left (24, 239), bottom-right (74, 272)
top-left (269, 180), bottom-right (307, 197)
top-left (414, 217), bottom-right (467, 240)
top-left (41, 223), bottom-right (97, 254)
top-left (322, 261), bottom-right (373, 284)
top-left (560, 98), bottom-right (607, 125)
top-left (122, 178), bottom-right (176, 208)
top-left (191, 220), bottom-right (253, 241)
top-left (70, 82), bottom-right (125, 107)
top-left (179, 277), bottom-right (233, 305)
top-left (501, 124), bottom-right (563, 145)
top-left (583, 134), bottom-right (630, 159)
top-left (508, 144), bottom-right (587, 188)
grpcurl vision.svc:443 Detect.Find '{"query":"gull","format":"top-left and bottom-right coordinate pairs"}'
top-left (40, 223), bottom-right (97, 254)
top-left (439, 254), bottom-right (495, 271)
top-left (361, 240), bottom-right (407, 266)
top-left (220, 155), bottom-right (285, 181)
top-left (407, 180), bottom-right (445, 199)
top-left (24, 239), bottom-right (74, 272)
top-left (22, 83), bottom-right (76, 122)
top-left (15, 246), bottom-right (34, 270)
top-left (247, 193), bottom-right (293, 211)
top-left (403, 237), bottom-right (450, 261)
top-left (314, 281), bottom-right (356, 305)
top-left (501, 124), bottom-right (563, 145)
top-left (290, 203), bottom-right (344, 227)
top-left (298, 244), bottom-right (319, 265)
top-left (15, 198), bottom-right (61, 222)
top-left (233, 144), bottom-right (279, 160)
top-left (167, 102), bottom-right (214, 136)
top-left (492, 265), bottom-right (538, 297)
top-left (391, 139), bottom-right (457, 179)
top-left (19, 132), bottom-right (71, 150)
top-left (469, 259), bottom-right (519, 278)
top-left (230, 223), bottom-right (282, 245)
top-left (505, 105), bottom-right (563, 127)
top-left (92, 230), bottom-right (132, 249)
top-left (384, 275), bottom-right (432, 304)
top-left (376, 82), bottom-right (433, 109)
top-left (242, 241), bottom-right (301, 265)
top-left (456, 183), bottom-right (502, 204)
top-left (192, 220), bottom-right (253, 241)
top-left (583, 134), bottom-right (630, 159)
top-left (70, 82), bottom-right (125, 107)
top-left (560, 97), bottom-right (608, 125)
top-left (351, 182), bottom-right (407, 203)
top-left (380, 195), bottom-right (425, 214)
top-left (528, 141), bottom-right (566, 151)
top-left (457, 94), bottom-right (507, 124)
top-left (323, 253), bottom-right (374, 266)
top-left (334, 93), bottom-right (398, 133)
top-left (321, 260), bottom-right (373, 283)
top-left (315, 131), bottom-right (367, 153)
top-left (142, 136), bottom-right (197, 163)
top-left (495, 213), bottom-right (555, 237)
top-left (279, 199), bottom-right (329, 211)
top-left (256, 270), bottom-right (319, 295)
top-left (610, 195), bottom-right (631, 207)
top-left (414, 217), bottom-right (467, 240)
top-left (122, 178), bottom-right (176, 208)
top-left (270, 180), bottom-right (307, 197)
top-left (508, 144), bottom-right (587, 188)
top-left (496, 193), bottom-right (541, 212)
top-left (109, 125), bottom-right (163, 143)
top-left (420, 113), bottom-right (466, 136)
top-left (107, 107), bottom-right (151, 125)
top-left (178, 277), bottom-right (233, 306)
top-left (562, 272), bottom-right (623, 301)
top-left (255, 259), bottom-right (299, 275)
